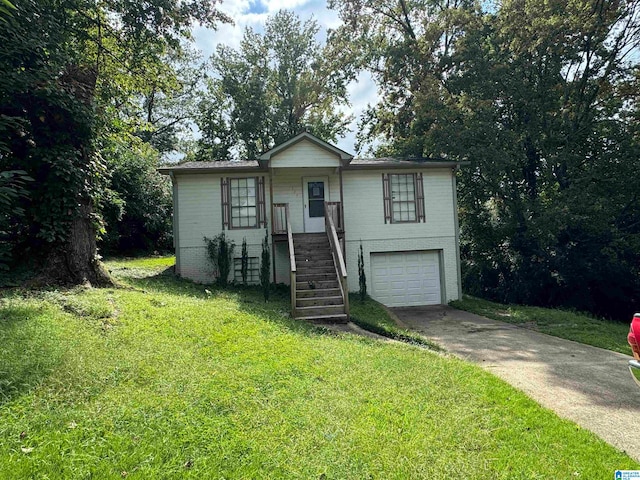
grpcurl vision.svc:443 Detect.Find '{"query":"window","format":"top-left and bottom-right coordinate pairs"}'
top-left (230, 177), bottom-right (257, 228)
top-left (234, 257), bottom-right (259, 284)
top-left (221, 177), bottom-right (267, 230)
top-left (391, 174), bottom-right (416, 222)
top-left (382, 173), bottom-right (425, 224)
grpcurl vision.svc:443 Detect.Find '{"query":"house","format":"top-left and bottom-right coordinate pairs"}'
top-left (159, 132), bottom-right (464, 322)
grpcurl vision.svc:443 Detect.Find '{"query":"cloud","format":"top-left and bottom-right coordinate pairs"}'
top-left (193, 0), bottom-right (380, 155)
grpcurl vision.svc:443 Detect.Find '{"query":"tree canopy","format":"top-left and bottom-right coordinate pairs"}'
top-left (193, 10), bottom-right (354, 161)
top-left (0, 0), bottom-right (229, 284)
top-left (331, 0), bottom-right (640, 319)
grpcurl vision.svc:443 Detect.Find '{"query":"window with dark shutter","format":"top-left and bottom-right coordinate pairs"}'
top-left (221, 177), bottom-right (230, 229)
top-left (223, 176), bottom-right (265, 230)
top-left (382, 173), bottom-right (392, 224)
top-left (383, 173), bottom-right (425, 224)
top-left (257, 176), bottom-right (267, 227)
top-left (415, 172), bottom-right (425, 222)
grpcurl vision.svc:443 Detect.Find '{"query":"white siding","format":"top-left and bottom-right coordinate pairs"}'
top-left (171, 164), bottom-right (461, 302)
top-left (342, 168), bottom-right (460, 302)
top-left (270, 140), bottom-right (341, 168)
top-left (175, 173), bottom-right (271, 283)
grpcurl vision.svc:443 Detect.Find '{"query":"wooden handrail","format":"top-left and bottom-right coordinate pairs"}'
top-left (286, 206), bottom-right (296, 317)
top-left (287, 224), bottom-right (296, 274)
top-left (325, 203), bottom-right (349, 319)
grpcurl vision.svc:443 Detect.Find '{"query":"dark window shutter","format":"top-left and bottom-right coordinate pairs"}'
top-left (257, 176), bottom-right (267, 228)
top-left (221, 177), bottom-right (230, 229)
top-left (382, 173), bottom-right (392, 224)
top-left (415, 172), bottom-right (425, 222)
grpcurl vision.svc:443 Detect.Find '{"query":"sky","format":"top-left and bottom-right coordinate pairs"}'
top-left (192, 0), bottom-right (378, 155)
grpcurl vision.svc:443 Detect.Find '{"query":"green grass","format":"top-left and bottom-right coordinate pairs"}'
top-left (105, 254), bottom-right (176, 269)
top-left (451, 295), bottom-right (633, 356)
top-left (350, 295), bottom-right (441, 350)
top-left (0, 261), bottom-right (637, 478)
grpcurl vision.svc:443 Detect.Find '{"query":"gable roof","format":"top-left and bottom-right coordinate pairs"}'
top-left (158, 132), bottom-right (467, 175)
top-left (258, 132), bottom-right (354, 165)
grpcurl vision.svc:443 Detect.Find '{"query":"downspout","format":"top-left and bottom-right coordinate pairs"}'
top-left (170, 172), bottom-right (180, 275)
top-left (452, 166), bottom-right (462, 300)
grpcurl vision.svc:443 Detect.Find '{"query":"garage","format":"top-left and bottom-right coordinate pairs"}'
top-left (370, 251), bottom-right (442, 307)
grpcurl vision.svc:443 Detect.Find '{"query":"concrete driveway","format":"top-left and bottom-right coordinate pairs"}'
top-left (392, 305), bottom-right (640, 462)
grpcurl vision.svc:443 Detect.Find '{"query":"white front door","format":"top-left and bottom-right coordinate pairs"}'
top-left (303, 177), bottom-right (328, 233)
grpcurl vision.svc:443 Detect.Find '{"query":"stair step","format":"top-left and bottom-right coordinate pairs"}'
top-left (296, 280), bottom-right (339, 290)
top-left (295, 304), bottom-right (345, 317)
top-left (296, 296), bottom-right (344, 307)
top-left (296, 288), bottom-right (342, 298)
top-left (297, 266), bottom-right (336, 275)
top-left (297, 271), bottom-right (336, 280)
top-left (297, 314), bottom-right (349, 324)
top-left (293, 247), bottom-right (332, 259)
top-left (296, 252), bottom-right (333, 265)
top-left (294, 259), bottom-right (334, 267)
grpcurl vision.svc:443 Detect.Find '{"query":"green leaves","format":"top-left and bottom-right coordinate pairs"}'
top-left (193, 10), bottom-right (353, 161)
top-left (331, 0), bottom-right (640, 319)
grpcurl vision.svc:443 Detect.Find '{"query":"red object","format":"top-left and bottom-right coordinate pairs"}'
top-left (629, 313), bottom-right (640, 361)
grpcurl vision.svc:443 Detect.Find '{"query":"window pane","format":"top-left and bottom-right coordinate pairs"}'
top-left (309, 199), bottom-right (324, 217)
top-left (229, 177), bottom-right (258, 228)
top-left (390, 174), bottom-right (417, 222)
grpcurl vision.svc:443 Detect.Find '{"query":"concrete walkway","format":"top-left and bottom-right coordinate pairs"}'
top-left (392, 305), bottom-right (640, 462)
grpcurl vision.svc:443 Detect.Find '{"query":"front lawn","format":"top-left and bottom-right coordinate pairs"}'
top-left (0, 258), bottom-right (637, 478)
top-left (451, 295), bottom-right (633, 356)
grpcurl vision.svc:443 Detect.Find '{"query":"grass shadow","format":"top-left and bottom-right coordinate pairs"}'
top-left (0, 303), bottom-right (65, 405)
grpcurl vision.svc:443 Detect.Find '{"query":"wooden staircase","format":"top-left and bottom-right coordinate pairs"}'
top-left (292, 233), bottom-right (348, 323)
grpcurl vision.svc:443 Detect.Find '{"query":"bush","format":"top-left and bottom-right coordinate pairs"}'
top-left (99, 137), bottom-right (173, 255)
top-left (241, 237), bottom-right (248, 286)
top-left (358, 241), bottom-right (367, 301)
top-left (204, 233), bottom-right (235, 286)
top-left (260, 229), bottom-right (270, 301)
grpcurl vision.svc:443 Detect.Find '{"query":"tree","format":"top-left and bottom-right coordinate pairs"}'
top-left (99, 135), bottom-right (173, 254)
top-left (331, 0), bottom-right (640, 319)
top-left (0, 0), bottom-right (230, 285)
top-left (358, 241), bottom-right (367, 301)
top-left (193, 10), bottom-right (353, 161)
top-left (134, 47), bottom-right (207, 159)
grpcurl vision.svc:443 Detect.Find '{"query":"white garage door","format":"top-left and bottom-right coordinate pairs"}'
top-left (371, 251), bottom-right (442, 307)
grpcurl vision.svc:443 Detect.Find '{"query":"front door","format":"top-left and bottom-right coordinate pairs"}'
top-left (303, 177), bottom-right (328, 233)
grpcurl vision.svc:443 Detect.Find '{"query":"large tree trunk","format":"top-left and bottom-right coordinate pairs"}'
top-left (33, 65), bottom-right (114, 287)
top-left (39, 197), bottom-right (113, 287)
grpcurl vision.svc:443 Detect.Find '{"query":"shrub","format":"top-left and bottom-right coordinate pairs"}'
top-left (260, 229), bottom-right (270, 301)
top-left (204, 233), bottom-right (235, 286)
top-left (241, 237), bottom-right (248, 286)
top-left (358, 241), bottom-right (367, 301)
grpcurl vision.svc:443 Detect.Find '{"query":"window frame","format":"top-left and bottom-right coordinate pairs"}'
top-left (382, 172), bottom-right (425, 224)
top-left (221, 176), bottom-right (267, 230)
top-left (229, 177), bottom-right (258, 229)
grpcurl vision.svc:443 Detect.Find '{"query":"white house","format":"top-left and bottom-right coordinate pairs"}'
top-left (160, 132), bottom-right (464, 322)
